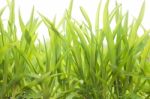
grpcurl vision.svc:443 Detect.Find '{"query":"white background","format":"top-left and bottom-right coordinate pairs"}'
top-left (0, 0), bottom-right (149, 40)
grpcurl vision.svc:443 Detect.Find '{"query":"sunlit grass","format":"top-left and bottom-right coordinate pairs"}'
top-left (0, 0), bottom-right (150, 98)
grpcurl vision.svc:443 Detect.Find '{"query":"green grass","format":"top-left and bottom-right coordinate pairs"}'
top-left (0, 0), bottom-right (150, 98)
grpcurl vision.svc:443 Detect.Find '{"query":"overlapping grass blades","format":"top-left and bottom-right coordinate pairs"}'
top-left (0, 0), bottom-right (150, 98)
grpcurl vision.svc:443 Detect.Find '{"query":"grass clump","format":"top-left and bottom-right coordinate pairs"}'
top-left (0, 0), bottom-right (150, 98)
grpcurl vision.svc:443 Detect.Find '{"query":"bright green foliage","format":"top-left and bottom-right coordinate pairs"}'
top-left (0, 0), bottom-right (150, 98)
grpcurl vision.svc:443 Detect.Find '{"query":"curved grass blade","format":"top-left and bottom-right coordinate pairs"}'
top-left (103, 0), bottom-right (116, 68)
top-left (80, 7), bottom-right (92, 30)
top-left (95, 0), bottom-right (102, 33)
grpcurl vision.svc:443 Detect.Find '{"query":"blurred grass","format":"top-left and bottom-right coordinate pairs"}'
top-left (0, 0), bottom-right (150, 98)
